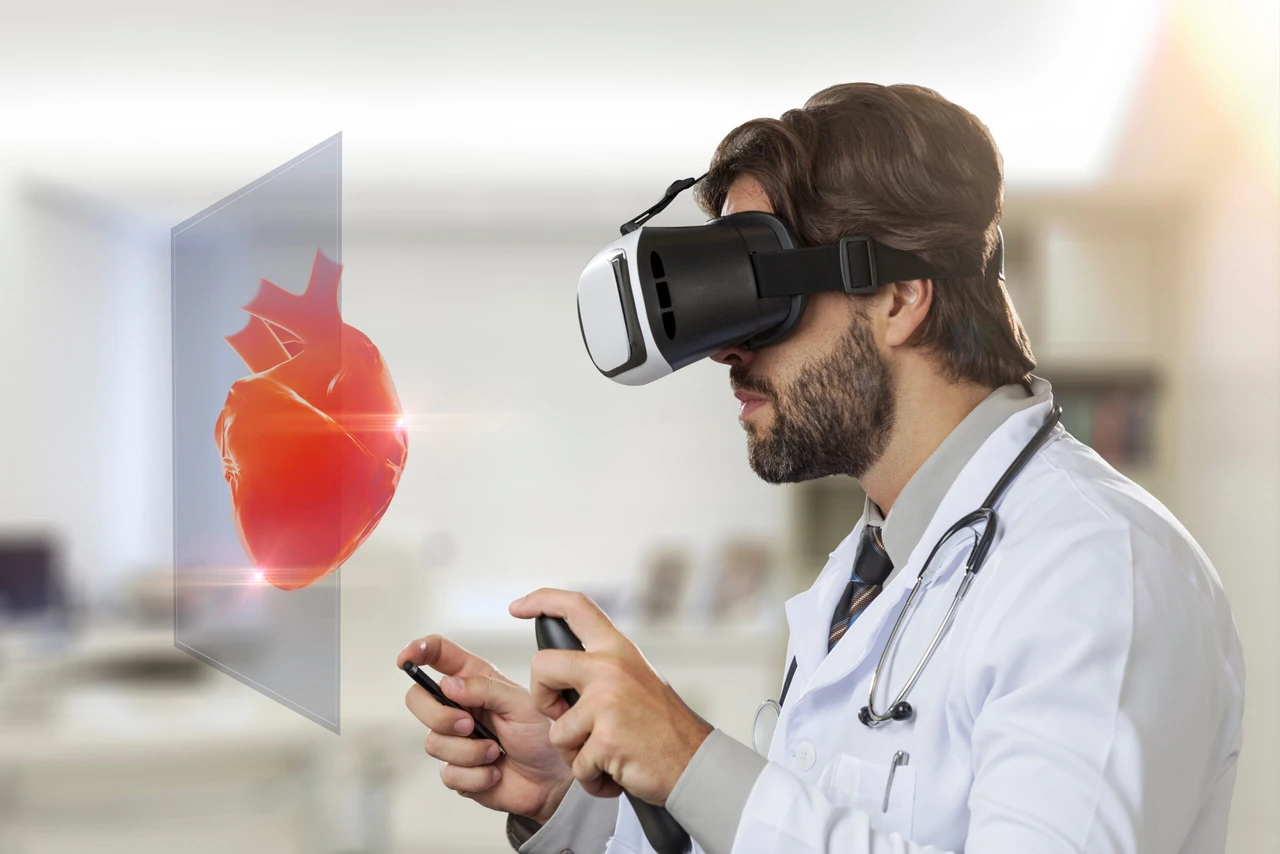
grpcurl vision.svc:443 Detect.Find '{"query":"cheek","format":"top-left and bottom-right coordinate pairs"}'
top-left (761, 294), bottom-right (853, 375)
top-left (797, 293), bottom-right (857, 342)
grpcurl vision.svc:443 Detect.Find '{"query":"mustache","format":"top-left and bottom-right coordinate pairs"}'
top-left (730, 366), bottom-right (777, 400)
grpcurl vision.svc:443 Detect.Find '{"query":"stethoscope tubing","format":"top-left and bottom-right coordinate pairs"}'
top-left (860, 404), bottom-right (1062, 726)
top-left (754, 404), bottom-right (1065, 747)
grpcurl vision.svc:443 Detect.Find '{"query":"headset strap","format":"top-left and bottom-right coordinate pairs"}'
top-left (752, 236), bottom-right (990, 297)
top-left (619, 173), bottom-right (708, 235)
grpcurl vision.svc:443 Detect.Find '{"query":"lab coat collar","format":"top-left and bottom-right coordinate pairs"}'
top-left (873, 380), bottom-right (1043, 577)
top-left (900, 378), bottom-right (1057, 587)
top-left (782, 379), bottom-right (1060, 703)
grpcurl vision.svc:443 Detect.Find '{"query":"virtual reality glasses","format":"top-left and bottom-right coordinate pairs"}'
top-left (577, 175), bottom-right (1001, 385)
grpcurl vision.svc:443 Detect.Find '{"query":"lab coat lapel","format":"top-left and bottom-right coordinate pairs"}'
top-left (783, 513), bottom-right (870, 692)
top-left (795, 563), bottom-right (914, 701)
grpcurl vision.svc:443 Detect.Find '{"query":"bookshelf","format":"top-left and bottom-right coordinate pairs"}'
top-left (1038, 366), bottom-right (1160, 470)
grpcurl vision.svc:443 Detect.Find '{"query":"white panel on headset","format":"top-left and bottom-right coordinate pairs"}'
top-left (577, 245), bottom-right (634, 373)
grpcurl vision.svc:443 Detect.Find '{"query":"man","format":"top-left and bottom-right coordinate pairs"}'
top-left (399, 83), bottom-right (1244, 853)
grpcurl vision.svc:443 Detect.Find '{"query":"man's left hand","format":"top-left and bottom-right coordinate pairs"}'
top-left (510, 588), bottom-right (714, 806)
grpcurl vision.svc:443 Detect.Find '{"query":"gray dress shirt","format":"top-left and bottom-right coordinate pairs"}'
top-left (508, 379), bottom-right (1048, 854)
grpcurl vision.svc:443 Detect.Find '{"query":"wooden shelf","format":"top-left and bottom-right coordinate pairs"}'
top-left (785, 476), bottom-right (865, 586)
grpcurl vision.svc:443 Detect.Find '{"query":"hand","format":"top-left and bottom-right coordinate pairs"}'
top-left (510, 589), bottom-right (714, 806)
top-left (398, 635), bottom-right (573, 824)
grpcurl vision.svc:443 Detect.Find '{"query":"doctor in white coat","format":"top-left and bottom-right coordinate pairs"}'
top-left (399, 82), bottom-right (1245, 854)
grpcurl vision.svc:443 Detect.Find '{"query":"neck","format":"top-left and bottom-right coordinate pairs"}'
top-left (860, 363), bottom-right (993, 514)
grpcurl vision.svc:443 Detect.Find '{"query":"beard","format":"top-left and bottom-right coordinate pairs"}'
top-left (732, 311), bottom-right (895, 484)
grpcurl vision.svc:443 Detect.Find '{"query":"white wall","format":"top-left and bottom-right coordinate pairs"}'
top-left (0, 181), bottom-right (786, 628)
top-left (340, 218), bottom-right (785, 629)
top-left (0, 184), bottom-right (171, 608)
top-left (1174, 164), bottom-right (1280, 852)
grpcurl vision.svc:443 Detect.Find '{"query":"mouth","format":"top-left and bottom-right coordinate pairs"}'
top-left (733, 389), bottom-right (770, 420)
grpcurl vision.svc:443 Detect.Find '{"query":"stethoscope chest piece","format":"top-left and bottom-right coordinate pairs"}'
top-left (752, 698), bottom-right (781, 757)
top-left (859, 701), bottom-right (914, 727)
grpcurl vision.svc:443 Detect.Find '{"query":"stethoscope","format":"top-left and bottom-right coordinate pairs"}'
top-left (752, 405), bottom-right (1062, 755)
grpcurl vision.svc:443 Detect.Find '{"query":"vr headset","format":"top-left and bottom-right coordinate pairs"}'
top-left (576, 174), bottom-right (1001, 385)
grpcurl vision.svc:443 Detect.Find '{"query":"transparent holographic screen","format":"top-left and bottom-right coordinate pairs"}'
top-left (172, 134), bottom-right (342, 732)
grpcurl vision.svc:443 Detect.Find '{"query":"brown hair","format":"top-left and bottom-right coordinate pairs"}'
top-left (693, 83), bottom-right (1035, 388)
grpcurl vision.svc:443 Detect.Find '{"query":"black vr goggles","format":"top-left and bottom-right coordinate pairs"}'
top-left (576, 174), bottom-right (1001, 385)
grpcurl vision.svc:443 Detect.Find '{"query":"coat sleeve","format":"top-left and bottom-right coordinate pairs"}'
top-left (509, 780), bottom-right (620, 854)
top-left (960, 518), bottom-right (1242, 852)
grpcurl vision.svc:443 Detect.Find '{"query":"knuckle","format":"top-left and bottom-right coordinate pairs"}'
top-left (594, 682), bottom-right (621, 712)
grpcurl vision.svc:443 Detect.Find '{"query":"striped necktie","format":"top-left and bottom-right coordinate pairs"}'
top-left (828, 524), bottom-right (894, 652)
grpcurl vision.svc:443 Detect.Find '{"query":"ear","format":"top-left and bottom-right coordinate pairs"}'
top-left (881, 278), bottom-right (933, 348)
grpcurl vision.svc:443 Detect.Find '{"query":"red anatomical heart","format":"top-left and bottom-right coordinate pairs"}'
top-left (215, 249), bottom-right (407, 590)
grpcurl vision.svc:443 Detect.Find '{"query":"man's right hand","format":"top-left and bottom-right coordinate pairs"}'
top-left (398, 635), bottom-right (575, 824)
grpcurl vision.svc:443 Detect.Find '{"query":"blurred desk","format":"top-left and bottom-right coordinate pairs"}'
top-left (0, 624), bottom-right (421, 854)
top-left (0, 623), bottom-right (787, 854)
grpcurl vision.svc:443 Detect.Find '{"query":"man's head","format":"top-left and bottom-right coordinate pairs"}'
top-left (697, 83), bottom-right (1035, 484)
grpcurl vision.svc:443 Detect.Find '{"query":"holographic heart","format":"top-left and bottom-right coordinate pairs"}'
top-left (215, 249), bottom-right (407, 590)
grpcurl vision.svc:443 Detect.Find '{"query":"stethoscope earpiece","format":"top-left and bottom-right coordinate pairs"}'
top-left (892, 701), bottom-right (914, 721)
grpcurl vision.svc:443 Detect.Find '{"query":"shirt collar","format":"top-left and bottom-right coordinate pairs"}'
top-left (867, 376), bottom-right (1052, 582)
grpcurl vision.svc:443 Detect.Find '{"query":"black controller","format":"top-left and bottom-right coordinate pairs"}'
top-left (534, 616), bottom-right (692, 854)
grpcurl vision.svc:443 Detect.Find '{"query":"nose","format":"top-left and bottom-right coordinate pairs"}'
top-left (711, 343), bottom-right (754, 366)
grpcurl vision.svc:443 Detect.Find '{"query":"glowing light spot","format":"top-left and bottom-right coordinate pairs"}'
top-left (253, 571), bottom-right (265, 583)
top-left (396, 416), bottom-right (406, 430)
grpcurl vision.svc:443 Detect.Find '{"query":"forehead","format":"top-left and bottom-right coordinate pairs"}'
top-left (721, 174), bottom-right (774, 216)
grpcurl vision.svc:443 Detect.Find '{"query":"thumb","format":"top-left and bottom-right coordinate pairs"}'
top-left (441, 674), bottom-right (529, 717)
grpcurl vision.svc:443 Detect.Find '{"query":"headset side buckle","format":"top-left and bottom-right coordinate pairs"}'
top-left (838, 236), bottom-right (879, 295)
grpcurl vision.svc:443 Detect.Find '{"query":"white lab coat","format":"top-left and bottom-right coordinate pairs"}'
top-left (605, 399), bottom-right (1244, 854)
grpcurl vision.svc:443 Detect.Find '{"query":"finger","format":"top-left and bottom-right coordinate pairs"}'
top-left (508, 589), bottom-right (621, 650)
top-left (594, 776), bottom-right (624, 799)
top-left (529, 648), bottom-right (593, 718)
top-left (440, 762), bottom-right (502, 794)
top-left (398, 634), bottom-right (498, 679)
top-left (571, 737), bottom-right (621, 799)
top-left (440, 673), bottom-right (530, 717)
top-left (425, 730), bottom-right (501, 767)
top-left (548, 702), bottom-right (594, 754)
top-left (405, 684), bottom-right (474, 735)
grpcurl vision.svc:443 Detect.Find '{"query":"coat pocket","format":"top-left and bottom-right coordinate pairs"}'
top-left (819, 752), bottom-right (917, 838)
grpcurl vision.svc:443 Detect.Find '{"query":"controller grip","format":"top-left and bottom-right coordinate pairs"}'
top-left (534, 615), bottom-right (583, 705)
top-left (534, 616), bottom-right (692, 854)
top-left (630, 800), bottom-right (692, 854)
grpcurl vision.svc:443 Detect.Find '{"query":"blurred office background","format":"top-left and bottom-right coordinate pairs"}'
top-left (0, 0), bottom-right (1276, 851)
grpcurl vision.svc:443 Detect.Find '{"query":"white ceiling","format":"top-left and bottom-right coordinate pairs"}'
top-left (0, 0), bottom-right (1168, 203)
